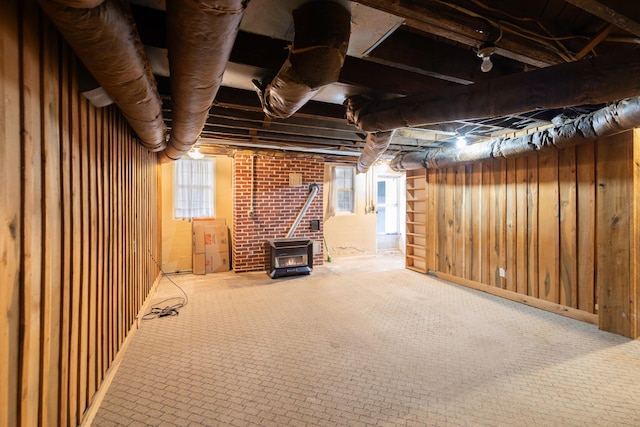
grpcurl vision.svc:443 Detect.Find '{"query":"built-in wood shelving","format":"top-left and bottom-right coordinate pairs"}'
top-left (405, 170), bottom-right (428, 273)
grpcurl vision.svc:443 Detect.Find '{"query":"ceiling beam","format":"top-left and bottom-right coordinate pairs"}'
top-left (565, 0), bottom-right (640, 38)
top-left (366, 29), bottom-right (514, 84)
top-left (354, 0), bottom-right (564, 67)
top-left (347, 50), bottom-right (640, 132)
top-left (131, 4), bottom-right (455, 95)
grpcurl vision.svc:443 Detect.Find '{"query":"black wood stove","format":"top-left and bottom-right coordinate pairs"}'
top-left (267, 238), bottom-right (313, 279)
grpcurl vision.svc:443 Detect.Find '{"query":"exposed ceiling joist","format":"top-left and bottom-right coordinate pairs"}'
top-left (353, 0), bottom-right (564, 67)
top-left (565, 0), bottom-right (640, 38)
top-left (347, 50), bottom-right (640, 132)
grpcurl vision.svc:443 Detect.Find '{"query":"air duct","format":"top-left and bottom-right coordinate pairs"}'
top-left (390, 97), bottom-right (640, 171)
top-left (356, 131), bottom-right (394, 174)
top-left (37, 0), bottom-right (166, 152)
top-left (162, 0), bottom-right (249, 161)
top-left (346, 50), bottom-right (640, 133)
top-left (254, 1), bottom-right (351, 119)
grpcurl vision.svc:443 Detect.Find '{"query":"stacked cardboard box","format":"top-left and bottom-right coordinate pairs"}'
top-left (192, 218), bottom-right (230, 274)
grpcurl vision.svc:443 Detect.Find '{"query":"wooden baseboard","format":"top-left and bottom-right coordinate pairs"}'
top-left (80, 272), bottom-right (164, 426)
top-left (432, 270), bottom-right (598, 325)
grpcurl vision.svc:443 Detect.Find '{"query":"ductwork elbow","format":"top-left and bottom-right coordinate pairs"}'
top-left (163, 0), bottom-right (249, 161)
top-left (356, 131), bottom-right (394, 174)
top-left (255, 1), bottom-right (351, 119)
top-left (37, 0), bottom-right (167, 152)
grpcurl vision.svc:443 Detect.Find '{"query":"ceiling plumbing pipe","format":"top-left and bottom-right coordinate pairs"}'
top-left (356, 130), bottom-right (395, 174)
top-left (254, 1), bottom-right (351, 119)
top-left (37, 0), bottom-right (166, 151)
top-left (162, 0), bottom-right (249, 161)
top-left (390, 96), bottom-right (640, 171)
top-left (287, 183), bottom-right (320, 238)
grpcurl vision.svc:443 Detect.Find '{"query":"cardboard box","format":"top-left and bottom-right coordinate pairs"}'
top-left (193, 218), bottom-right (230, 274)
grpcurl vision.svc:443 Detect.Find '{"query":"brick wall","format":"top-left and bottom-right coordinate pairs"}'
top-left (233, 153), bottom-right (324, 272)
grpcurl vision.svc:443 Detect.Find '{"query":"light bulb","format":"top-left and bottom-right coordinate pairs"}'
top-left (188, 146), bottom-right (204, 159)
top-left (456, 136), bottom-right (467, 148)
top-left (480, 56), bottom-right (493, 72)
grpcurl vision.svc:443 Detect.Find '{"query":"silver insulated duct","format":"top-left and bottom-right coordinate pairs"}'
top-left (391, 97), bottom-right (640, 171)
top-left (254, 1), bottom-right (351, 119)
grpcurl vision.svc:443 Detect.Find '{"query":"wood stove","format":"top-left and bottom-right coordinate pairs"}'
top-left (267, 238), bottom-right (313, 279)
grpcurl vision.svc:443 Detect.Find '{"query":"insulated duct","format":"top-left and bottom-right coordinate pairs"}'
top-left (37, 0), bottom-right (166, 152)
top-left (356, 131), bottom-right (394, 174)
top-left (162, 0), bottom-right (249, 161)
top-left (390, 97), bottom-right (640, 171)
top-left (254, 1), bottom-right (351, 119)
top-left (346, 50), bottom-right (640, 133)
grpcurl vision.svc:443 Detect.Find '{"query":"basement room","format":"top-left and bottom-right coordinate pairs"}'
top-left (2, 0), bottom-right (640, 425)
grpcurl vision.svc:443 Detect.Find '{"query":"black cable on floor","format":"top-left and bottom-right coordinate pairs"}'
top-left (143, 250), bottom-right (189, 320)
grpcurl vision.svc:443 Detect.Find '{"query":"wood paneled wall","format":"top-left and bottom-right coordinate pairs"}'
top-left (416, 132), bottom-right (640, 338)
top-left (1, 1), bottom-right (161, 425)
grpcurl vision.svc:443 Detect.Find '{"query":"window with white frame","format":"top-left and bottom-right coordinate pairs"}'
top-left (174, 158), bottom-right (215, 219)
top-left (333, 165), bottom-right (355, 213)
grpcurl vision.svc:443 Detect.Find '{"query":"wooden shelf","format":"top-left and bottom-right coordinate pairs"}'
top-left (405, 170), bottom-right (428, 273)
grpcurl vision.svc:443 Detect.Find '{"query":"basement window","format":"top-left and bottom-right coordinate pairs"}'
top-left (333, 165), bottom-right (355, 213)
top-left (174, 158), bottom-right (215, 219)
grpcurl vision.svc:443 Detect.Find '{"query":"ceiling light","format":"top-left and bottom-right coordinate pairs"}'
top-left (188, 146), bottom-right (204, 159)
top-left (456, 135), bottom-right (468, 148)
top-left (477, 43), bottom-right (495, 73)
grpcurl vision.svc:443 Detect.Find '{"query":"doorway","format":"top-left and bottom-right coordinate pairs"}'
top-left (376, 175), bottom-right (401, 252)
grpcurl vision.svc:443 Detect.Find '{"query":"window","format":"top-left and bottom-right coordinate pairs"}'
top-left (174, 158), bottom-right (215, 219)
top-left (334, 166), bottom-right (355, 213)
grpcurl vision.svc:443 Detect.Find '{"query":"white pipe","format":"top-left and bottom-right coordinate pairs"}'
top-left (286, 183), bottom-right (320, 238)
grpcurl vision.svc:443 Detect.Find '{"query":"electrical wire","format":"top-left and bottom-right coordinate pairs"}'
top-left (143, 251), bottom-right (189, 320)
top-left (432, 0), bottom-right (578, 62)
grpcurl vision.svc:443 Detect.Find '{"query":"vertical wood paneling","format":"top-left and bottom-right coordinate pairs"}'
top-left (559, 148), bottom-right (578, 308)
top-left (527, 155), bottom-right (539, 298)
top-left (470, 163), bottom-right (482, 282)
top-left (537, 151), bottom-right (559, 302)
top-left (58, 43), bottom-right (72, 427)
top-left (2, 0), bottom-right (163, 424)
top-left (453, 165), bottom-right (465, 276)
top-left (20, 2), bottom-right (44, 424)
top-left (0, 0), bottom-right (22, 424)
top-left (489, 161), bottom-right (506, 288)
top-left (597, 134), bottom-right (631, 336)
top-left (515, 157), bottom-right (528, 295)
top-left (505, 158), bottom-right (517, 292)
top-left (632, 130), bottom-right (640, 338)
top-left (412, 132), bottom-right (640, 336)
top-left (481, 162), bottom-right (491, 285)
top-left (40, 18), bottom-right (62, 425)
top-left (577, 143), bottom-right (596, 313)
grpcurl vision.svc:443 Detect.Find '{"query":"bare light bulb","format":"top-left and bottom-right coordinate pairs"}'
top-left (456, 135), bottom-right (467, 148)
top-left (480, 56), bottom-right (493, 72)
top-left (188, 146), bottom-right (204, 159)
top-left (477, 44), bottom-right (496, 73)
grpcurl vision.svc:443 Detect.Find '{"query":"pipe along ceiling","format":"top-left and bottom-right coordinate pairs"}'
top-left (37, 1), bottom-right (640, 170)
top-left (390, 96), bottom-right (640, 171)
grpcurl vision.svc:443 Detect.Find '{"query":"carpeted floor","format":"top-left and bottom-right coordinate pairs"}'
top-left (92, 254), bottom-right (640, 426)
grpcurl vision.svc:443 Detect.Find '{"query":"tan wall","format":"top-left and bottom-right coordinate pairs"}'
top-left (323, 163), bottom-right (377, 256)
top-left (161, 155), bottom-right (234, 272)
top-left (1, 2), bottom-right (161, 424)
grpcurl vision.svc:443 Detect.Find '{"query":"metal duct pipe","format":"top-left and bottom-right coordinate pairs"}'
top-left (37, 0), bottom-right (166, 151)
top-left (390, 96), bottom-right (640, 171)
top-left (254, 1), bottom-right (351, 119)
top-left (356, 131), bottom-right (394, 174)
top-left (287, 183), bottom-right (320, 238)
top-left (347, 50), bottom-right (640, 133)
top-left (162, 0), bottom-right (249, 161)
